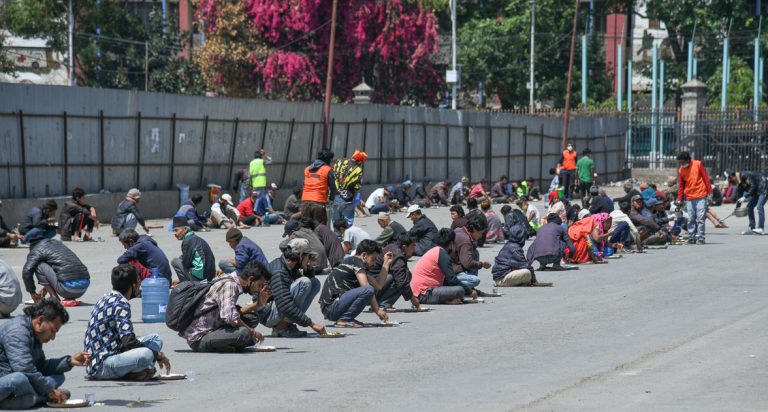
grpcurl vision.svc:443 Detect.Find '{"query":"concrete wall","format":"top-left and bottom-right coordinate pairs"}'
top-left (0, 83), bottom-right (628, 223)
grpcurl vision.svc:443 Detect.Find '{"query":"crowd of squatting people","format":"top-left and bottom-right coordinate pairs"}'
top-left (0, 143), bottom-right (766, 409)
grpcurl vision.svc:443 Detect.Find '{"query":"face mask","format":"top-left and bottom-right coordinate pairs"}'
top-left (681, 163), bottom-right (690, 168)
top-left (567, 146), bottom-right (573, 151)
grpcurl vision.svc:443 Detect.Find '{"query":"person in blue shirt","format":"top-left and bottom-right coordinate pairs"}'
top-left (218, 228), bottom-right (269, 274)
top-left (255, 183), bottom-right (286, 225)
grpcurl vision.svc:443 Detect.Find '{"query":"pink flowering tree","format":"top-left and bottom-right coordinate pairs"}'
top-left (195, 0), bottom-right (441, 104)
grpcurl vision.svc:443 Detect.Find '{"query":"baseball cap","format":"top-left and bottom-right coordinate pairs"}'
top-left (172, 216), bottom-right (189, 229)
top-left (630, 195), bottom-right (642, 202)
top-left (285, 238), bottom-right (318, 256)
top-left (127, 188), bottom-right (141, 199)
top-left (645, 198), bottom-right (660, 207)
top-left (283, 219), bottom-right (301, 237)
top-left (269, 183), bottom-right (278, 190)
top-left (406, 204), bottom-right (421, 217)
top-left (377, 212), bottom-right (390, 220)
top-left (220, 193), bottom-right (234, 206)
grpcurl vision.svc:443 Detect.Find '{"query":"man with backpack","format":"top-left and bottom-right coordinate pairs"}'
top-left (180, 261), bottom-right (271, 353)
top-left (332, 150), bottom-right (366, 226)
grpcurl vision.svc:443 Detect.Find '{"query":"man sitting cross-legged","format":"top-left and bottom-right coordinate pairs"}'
top-left (182, 262), bottom-right (270, 353)
top-left (84, 264), bottom-right (171, 381)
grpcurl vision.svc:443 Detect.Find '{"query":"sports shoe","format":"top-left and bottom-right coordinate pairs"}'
top-left (742, 229), bottom-right (754, 235)
top-left (753, 228), bottom-right (764, 235)
top-left (271, 324), bottom-right (307, 338)
top-left (696, 239), bottom-right (706, 245)
top-left (686, 238), bottom-right (697, 244)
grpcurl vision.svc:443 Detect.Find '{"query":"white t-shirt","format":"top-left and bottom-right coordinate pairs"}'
top-left (526, 204), bottom-right (541, 224)
top-left (365, 188), bottom-right (386, 209)
top-left (344, 226), bottom-right (371, 253)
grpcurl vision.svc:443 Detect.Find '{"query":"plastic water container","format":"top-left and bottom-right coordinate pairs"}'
top-left (142, 268), bottom-right (169, 323)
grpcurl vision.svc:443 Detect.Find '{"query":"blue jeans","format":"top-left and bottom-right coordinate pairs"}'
top-left (746, 193), bottom-right (767, 230)
top-left (609, 222), bottom-right (631, 244)
top-left (238, 182), bottom-right (250, 203)
top-left (323, 285), bottom-right (375, 322)
top-left (21, 227), bottom-right (56, 244)
top-left (560, 169), bottom-right (576, 200)
top-left (264, 277), bottom-right (321, 327)
top-left (331, 196), bottom-right (355, 227)
top-left (91, 334), bottom-right (162, 380)
top-left (456, 273), bottom-right (481, 290)
top-left (0, 372), bottom-right (64, 409)
top-left (686, 198), bottom-right (707, 241)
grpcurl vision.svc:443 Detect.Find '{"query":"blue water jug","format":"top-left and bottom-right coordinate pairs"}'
top-left (142, 268), bottom-right (170, 323)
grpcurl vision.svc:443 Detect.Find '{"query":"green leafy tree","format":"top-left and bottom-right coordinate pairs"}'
top-left (2, 0), bottom-right (205, 93)
top-left (457, 0), bottom-right (613, 108)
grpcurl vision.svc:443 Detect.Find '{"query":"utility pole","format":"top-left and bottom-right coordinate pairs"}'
top-left (529, 0), bottom-right (536, 113)
top-left (451, 0), bottom-right (458, 110)
top-left (144, 42), bottom-right (149, 92)
top-left (561, 0), bottom-right (580, 151)
top-left (68, 0), bottom-right (75, 86)
top-left (322, 0), bottom-right (339, 148)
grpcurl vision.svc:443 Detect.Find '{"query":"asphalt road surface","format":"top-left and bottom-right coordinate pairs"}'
top-left (1, 201), bottom-right (766, 412)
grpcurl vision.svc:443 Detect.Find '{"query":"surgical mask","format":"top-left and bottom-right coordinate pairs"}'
top-left (680, 162), bottom-right (690, 168)
top-left (567, 146), bottom-right (573, 151)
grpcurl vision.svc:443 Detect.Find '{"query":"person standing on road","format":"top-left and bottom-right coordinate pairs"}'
top-left (676, 151), bottom-right (712, 244)
top-left (559, 143), bottom-right (578, 200)
top-left (249, 149), bottom-right (271, 198)
top-left (576, 148), bottom-right (596, 202)
top-left (302, 149), bottom-right (338, 207)
top-left (332, 150), bottom-right (366, 226)
top-left (726, 170), bottom-right (767, 235)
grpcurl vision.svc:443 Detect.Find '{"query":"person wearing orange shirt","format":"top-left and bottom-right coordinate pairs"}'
top-left (301, 149), bottom-right (338, 207)
top-left (559, 143), bottom-right (578, 200)
top-left (675, 151), bottom-right (713, 244)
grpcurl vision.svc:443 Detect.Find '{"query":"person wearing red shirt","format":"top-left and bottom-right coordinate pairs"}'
top-left (235, 191), bottom-right (264, 227)
top-left (676, 151), bottom-right (712, 244)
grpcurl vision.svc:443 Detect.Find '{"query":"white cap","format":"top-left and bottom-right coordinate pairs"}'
top-left (406, 204), bottom-right (421, 217)
top-left (220, 193), bottom-right (234, 206)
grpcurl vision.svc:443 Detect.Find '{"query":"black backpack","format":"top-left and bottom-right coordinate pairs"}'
top-left (165, 278), bottom-right (229, 334)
